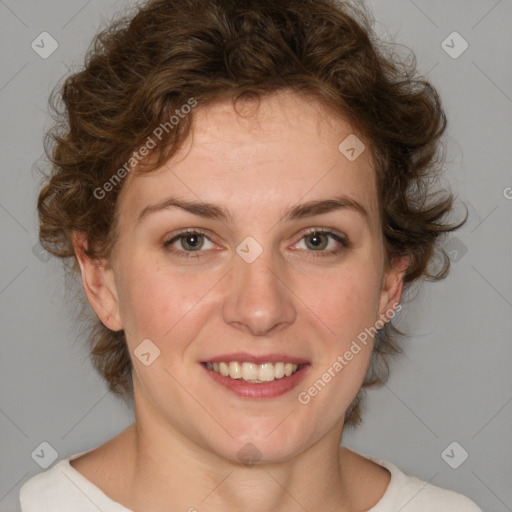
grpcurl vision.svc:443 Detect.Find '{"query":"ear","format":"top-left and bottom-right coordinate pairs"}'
top-left (377, 254), bottom-right (409, 323)
top-left (72, 231), bottom-right (123, 331)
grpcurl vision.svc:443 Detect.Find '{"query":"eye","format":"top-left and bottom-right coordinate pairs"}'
top-left (163, 227), bottom-right (349, 260)
top-left (163, 229), bottom-right (216, 258)
top-left (292, 228), bottom-right (348, 257)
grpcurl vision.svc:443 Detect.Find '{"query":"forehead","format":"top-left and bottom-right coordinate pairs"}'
top-left (117, 92), bottom-right (379, 228)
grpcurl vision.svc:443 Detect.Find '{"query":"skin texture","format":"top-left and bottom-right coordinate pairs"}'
top-left (71, 91), bottom-right (408, 512)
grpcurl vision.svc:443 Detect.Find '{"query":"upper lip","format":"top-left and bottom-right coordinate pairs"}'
top-left (202, 352), bottom-right (310, 365)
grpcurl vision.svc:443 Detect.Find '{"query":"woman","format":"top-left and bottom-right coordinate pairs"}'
top-left (20, 0), bottom-right (483, 510)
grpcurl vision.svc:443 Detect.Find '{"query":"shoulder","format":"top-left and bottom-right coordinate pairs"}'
top-left (20, 458), bottom-right (81, 512)
top-left (360, 454), bottom-right (484, 512)
top-left (394, 474), bottom-right (483, 511)
top-left (19, 453), bottom-right (131, 512)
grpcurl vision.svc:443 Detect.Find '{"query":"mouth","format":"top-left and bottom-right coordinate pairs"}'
top-left (200, 354), bottom-right (310, 399)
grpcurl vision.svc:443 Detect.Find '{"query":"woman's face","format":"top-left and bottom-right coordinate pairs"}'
top-left (82, 92), bottom-right (405, 463)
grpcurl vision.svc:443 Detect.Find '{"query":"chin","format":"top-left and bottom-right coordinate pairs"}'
top-left (201, 420), bottom-right (313, 466)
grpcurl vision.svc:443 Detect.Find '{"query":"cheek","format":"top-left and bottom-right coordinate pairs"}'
top-left (307, 265), bottom-right (383, 343)
top-left (116, 259), bottom-right (216, 346)
top-left (297, 269), bottom-right (381, 421)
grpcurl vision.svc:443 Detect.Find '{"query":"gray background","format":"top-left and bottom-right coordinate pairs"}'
top-left (1, 0), bottom-right (511, 511)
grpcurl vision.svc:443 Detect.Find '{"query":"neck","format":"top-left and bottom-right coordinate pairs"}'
top-left (122, 396), bottom-right (353, 512)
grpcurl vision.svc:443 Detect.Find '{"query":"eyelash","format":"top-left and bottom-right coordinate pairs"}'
top-left (163, 228), bottom-right (349, 260)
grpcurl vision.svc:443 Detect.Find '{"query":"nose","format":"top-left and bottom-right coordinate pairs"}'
top-left (222, 245), bottom-right (297, 337)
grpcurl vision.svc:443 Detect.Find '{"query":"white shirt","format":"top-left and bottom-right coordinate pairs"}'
top-left (19, 449), bottom-right (484, 511)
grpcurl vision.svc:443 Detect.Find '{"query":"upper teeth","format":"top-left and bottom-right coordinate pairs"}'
top-left (205, 361), bottom-right (300, 382)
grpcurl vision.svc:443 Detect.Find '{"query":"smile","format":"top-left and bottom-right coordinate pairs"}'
top-left (201, 355), bottom-right (311, 399)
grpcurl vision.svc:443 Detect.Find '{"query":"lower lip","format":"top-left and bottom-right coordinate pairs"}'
top-left (202, 364), bottom-right (311, 399)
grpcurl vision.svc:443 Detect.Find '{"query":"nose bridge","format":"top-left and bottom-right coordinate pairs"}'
top-left (222, 239), bottom-right (296, 336)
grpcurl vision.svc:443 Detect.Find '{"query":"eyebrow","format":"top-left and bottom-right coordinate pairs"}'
top-left (136, 195), bottom-right (370, 225)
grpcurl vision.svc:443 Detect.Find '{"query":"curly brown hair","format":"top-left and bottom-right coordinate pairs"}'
top-left (37, 0), bottom-right (465, 427)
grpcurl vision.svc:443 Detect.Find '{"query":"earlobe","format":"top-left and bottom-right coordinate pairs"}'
top-left (71, 231), bottom-right (123, 331)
